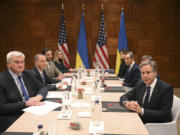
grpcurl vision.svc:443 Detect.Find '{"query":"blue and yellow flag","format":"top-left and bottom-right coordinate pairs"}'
top-left (115, 10), bottom-right (128, 74)
top-left (75, 11), bottom-right (90, 69)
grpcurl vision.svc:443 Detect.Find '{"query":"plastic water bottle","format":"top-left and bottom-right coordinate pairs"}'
top-left (33, 124), bottom-right (47, 135)
top-left (92, 97), bottom-right (101, 127)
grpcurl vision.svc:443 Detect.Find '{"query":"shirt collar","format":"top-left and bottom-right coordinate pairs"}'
top-left (129, 61), bottom-right (135, 70)
top-left (148, 78), bottom-right (157, 90)
top-left (8, 69), bottom-right (21, 80)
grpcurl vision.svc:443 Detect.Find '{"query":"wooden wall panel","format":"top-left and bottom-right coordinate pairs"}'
top-left (0, 0), bottom-right (180, 86)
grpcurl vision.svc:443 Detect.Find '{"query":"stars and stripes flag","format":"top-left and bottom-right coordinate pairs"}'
top-left (93, 10), bottom-right (109, 69)
top-left (58, 8), bottom-right (70, 68)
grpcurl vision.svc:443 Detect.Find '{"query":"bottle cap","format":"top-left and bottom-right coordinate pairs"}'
top-left (38, 124), bottom-right (43, 129)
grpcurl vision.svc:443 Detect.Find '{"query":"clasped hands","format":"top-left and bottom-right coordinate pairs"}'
top-left (26, 94), bottom-right (44, 107)
top-left (124, 101), bottom-right (142, 114)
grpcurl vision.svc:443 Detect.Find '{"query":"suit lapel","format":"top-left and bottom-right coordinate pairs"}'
top-left (148, 80), bottom-right (160, 106)
top-left (34, 67), bottom-right (44, 84)
top-left (139, 83), bottom-right (146, 106)
top-left (6, 70), bottom-right (23, 101)
top-left (21, 72), bottom-right (33, 97)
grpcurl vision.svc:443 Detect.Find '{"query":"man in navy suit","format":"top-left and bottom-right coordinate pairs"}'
top-left (0, 51), bottom-right (48, 133)
top-left (120, 61), bottom-right (173, 123)
top-left (122, 51), bottom-right (140, 87)
top-left (31, 54), bottom-right (62, 91)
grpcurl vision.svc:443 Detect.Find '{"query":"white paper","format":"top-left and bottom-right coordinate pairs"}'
top-left (84, 87), bottom-right (93, 94)
top-left (23, 101), bottom-right (61, 115)
top-left (106, 83), bottom-right (122, 87)
top-left (91, 95), bottom-right (102, 101)
top-left (72, 102), bottom-right (90, 108)
top-left (78, 112), bottom-right (91, 117)
top-left (62, 85), bottom-right (67, 89)
top-left (46, 91), bottom-right (63, 98)
top-left (62, 78), bottom-right (72, 85)
top-left (89, 121), bottom-right (104, 133)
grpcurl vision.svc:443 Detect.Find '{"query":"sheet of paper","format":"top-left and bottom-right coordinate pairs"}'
top-left (106, 84), bottom-right (122, 87)
top-left (78, 112), bottom-right (91, 117)
top-left (46, 91), bottom-right (63, 98)
top-left (62, 78), bottom-right (72, 84)
top-left (89, 121), bottom-right (104, 134)
top-left (84, 87), bottom-right (93, 94)
top-left (23, 101), bottom-right (61, 115)
top-left (72, 102), bottom-right (90, 108)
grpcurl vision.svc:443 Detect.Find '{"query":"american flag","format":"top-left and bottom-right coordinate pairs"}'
top-left (58, 9), bottom-right (70, 68)
top-left (93, 11), bottom-right (109, 69)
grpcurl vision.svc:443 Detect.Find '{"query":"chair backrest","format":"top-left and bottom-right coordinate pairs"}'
top-left (172, 95), bottom-right (180, 122)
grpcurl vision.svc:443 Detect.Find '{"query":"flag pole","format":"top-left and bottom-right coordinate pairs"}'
top-left (62, 3), bottom-right (64, 10)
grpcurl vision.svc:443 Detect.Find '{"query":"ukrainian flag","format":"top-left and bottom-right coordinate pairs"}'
top-left (75, 11), bottom-right (90, 69)
top-left (115, 9), bottom-right (128, 74)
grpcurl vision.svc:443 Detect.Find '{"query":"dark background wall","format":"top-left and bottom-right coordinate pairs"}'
top-left (0, 0), bottom-right (180, 87)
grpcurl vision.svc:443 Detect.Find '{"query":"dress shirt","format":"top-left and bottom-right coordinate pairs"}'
top-left (8, 70), bottom-right (29, 101)
top-left (141, 78), bottom-right (157, 115)
top-left (129, 61), bottom-right (135, 72)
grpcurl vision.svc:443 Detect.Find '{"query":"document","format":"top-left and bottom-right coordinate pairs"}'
top-left (46, 91), bottom-right (63, 98)
top-left (23, 101), bottom-right (61, 115)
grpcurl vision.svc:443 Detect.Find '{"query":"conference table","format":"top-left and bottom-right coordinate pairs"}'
top-left (5, 72), bottom-right (149, 135)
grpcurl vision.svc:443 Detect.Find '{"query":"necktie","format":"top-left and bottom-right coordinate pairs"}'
top-left (40, 72), bottom-right (45, 85)
top-left (143, 86), bottom-right (151, 108)
top-left (18, 76), bottom-right (29, 101)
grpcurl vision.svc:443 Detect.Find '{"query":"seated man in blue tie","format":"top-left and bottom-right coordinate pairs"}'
top-left (0, 51), bottom-right (48, 133)
top-left (121, 51), bottom-right (140, 87)
top-left (120, 61), bottom-right (173, 123)
top-left (31, 53), bottom-right (63, 90)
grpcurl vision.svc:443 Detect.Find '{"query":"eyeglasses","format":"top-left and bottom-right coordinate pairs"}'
top-left (12, 60), bottom-right (24, 64)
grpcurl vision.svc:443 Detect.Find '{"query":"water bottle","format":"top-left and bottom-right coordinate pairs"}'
top-left (34, 124), bottom-right (47, 135)
top-left (92, 97), bottom-right (101, 127)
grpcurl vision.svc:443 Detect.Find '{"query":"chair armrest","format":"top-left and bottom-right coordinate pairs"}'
top-left (145, 121), bottom-right (177, 135)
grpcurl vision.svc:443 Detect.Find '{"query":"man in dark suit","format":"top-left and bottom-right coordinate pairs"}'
top-left (31, 54), bottom-right (62, 91)
top-left (0, 51), bottom-right (48, 133)
top-left (117, 49), bottom-right (128, 78)
top-left (122, 51), bottom-right (140, 87)
top-left (140, 55), bottom-right (160, 79)
top-left (120, 61), bottom-right (173, 123)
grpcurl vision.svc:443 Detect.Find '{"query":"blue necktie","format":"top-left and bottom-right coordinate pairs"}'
top-left (18, 76), bottom-right (29, 101)
top-left (143, 86), bottom-right (151, 108)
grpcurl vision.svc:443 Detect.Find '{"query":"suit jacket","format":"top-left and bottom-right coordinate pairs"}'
top-left (123, 62), bottom-right (140, 87)
top-left (0, 69), bottom-right (48, 133)
top-left (31, 67), bottom-right (61, 90)
top-left (117, 60), bottom-right (127, 78)
top-left (54, 59), bottom-right (69, 73)
top-left (45, 61), bottom-right (62, 79)
top-left (120, 79), bottom-right (173, 123)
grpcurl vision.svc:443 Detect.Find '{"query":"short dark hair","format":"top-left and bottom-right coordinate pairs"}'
top-left (120, 49), bottom-right (128, 54)
top-left (34, 53), bottom-right (44, 62)
top-left (141, 55), bottom-right (153, 62)
top-left (139, 61), bottom-right (157, 72)
top-left (126, 51), bottom-right (134, 59)
top-left (42, 48), bottom-right (51, 55)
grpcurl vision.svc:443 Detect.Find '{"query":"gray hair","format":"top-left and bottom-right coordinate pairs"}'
top-left (7, 51), bottom-right (25, 63)
top-left (126, 51), bottom-right (134, 59)
top-left (34, 53), bottom-right (45, 62)
top-left (141, 55), bottom-right (153, 62)
top-left (139, 61), bottom-right (157, 72)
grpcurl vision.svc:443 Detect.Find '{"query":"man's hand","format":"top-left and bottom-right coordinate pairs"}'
top-left (25, 95), bottom-right (44, 107)
top-left (125, 101), bottom-right (142, 114)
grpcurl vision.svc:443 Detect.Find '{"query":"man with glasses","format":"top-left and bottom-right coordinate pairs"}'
top-left (0, 51), bottom-right (48, 133)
